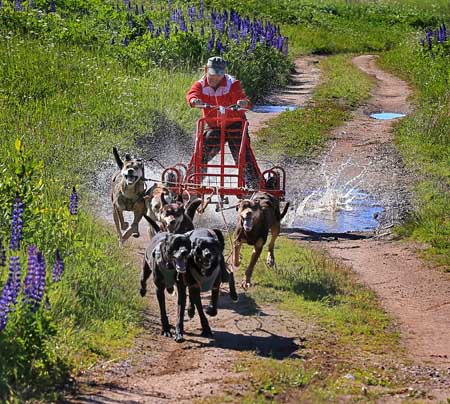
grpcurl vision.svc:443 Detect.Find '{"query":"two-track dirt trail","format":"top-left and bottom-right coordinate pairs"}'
top-left (70, 55), bottom-right (450, 403)
top-left (69, 57), bottom-right (322, 404)
top-left (288, 55), bottom-right (450, 370)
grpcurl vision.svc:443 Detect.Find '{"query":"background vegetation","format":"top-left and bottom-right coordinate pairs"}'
top-left (0, 0), bottom-right (449, 401)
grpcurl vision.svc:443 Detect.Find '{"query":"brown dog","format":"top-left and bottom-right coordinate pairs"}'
top-left (233, 192), bottom-right (289, 288)
top-left (111, 147), bottom-right (147, 246)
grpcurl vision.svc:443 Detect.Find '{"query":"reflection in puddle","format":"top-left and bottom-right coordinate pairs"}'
top-left (252, 105), bottom-right (298, 113)
top-left (291, 189), bottom-right (384, 233)
top-left (370, 112), bottom-right (406, 120)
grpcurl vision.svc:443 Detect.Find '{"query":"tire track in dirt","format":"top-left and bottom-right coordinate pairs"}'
top-left (290, 55), bottom-right (450, 372)
top-left (68, 57), bottom-right (322, 404)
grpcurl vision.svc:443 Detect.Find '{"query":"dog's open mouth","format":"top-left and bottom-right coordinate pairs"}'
top-left (125, 174), bottom-right (139, 185)
top-left (243, 217), bottom-right (253, 231)
top-left (174, 258), bottom-right (187, 273)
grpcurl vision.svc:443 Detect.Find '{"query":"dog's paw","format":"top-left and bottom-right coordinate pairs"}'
top-left (187, 304), bottom-right (195, 319)
top-left (161, 330), bottom-right (172, 338)
top-left (174, 331), bottom-right (185, 343)
top-left (201, 329), bottom-right (214, 339)
top-left (139, 287), bottom-right (147, 297)
top-left (241, 279), bottom-right (252, 291)
top-left (266, 254), bottom-right (275, 268)
top-left (205, 305), bottom-right (217, 317)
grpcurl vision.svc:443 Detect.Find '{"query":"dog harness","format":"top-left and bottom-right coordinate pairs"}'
top-left (189, 232), bottom-right (222, 292)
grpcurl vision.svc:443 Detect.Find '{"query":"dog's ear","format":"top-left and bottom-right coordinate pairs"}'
top-left (143, 214), bottom-right (162, 233)
top-left (125, 153), bottom-right (132, 161)
top-left (211, 229), bottom-right (225, 251)
top-left (185, 198), bottom-right (201, 220)
top-left (160, 192), bottom-right (167, 206)
top-left (113, 147), bottom-right (123, 169)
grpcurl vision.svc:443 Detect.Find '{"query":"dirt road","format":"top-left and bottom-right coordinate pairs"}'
top-left (308, 55), bottom-right (450, 369)
top-left (71, 55), bottom-right (450, 402)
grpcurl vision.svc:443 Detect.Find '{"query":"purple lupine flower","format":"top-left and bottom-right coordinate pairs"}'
top-left (49, 0), bottom-right (56, 13)
top-left (122, 0), bottom-right (129, 6)
top-left (179, 15), bottom-right (187, 32)
top-left (198, 0), bottom-right (204, 20)
top-left (154, 27), bottom-right (161, 38)
top-left (110, 37), bottom-right (115, 45)
top-left (14, 0), bottom-right (23, 11)
top-left (164, 21), bottom-right (170, 39)
top-left (0, 1), bottom-right (3, 10)
top-left (69, 186), bottom-right (79, 215)
top-left (0, 256), bottom-right (22, 332)
top-left (9, 196), bottom-right (24, 251)
top-left (52, 249), bottom-right (64, 282)
top-left (216, 37), bottom-right (224, 54)
top-left (207, 32), bottom-right (215, 53)
top-left (0, 239), bottom-right (5, 267)
top-left (188, 5), bottom-right (196, 24)
top-left (146, 17), bottom-right (154, 33)
top-left (23, 246), bottom-right (46, 311)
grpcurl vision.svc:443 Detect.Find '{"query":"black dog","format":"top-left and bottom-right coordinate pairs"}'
top-left (140, 231), bottom-right (191, 342)
top-left (184, 228), bottom-right (237, 339)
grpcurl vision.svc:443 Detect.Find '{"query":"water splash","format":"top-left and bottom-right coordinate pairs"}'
top-left (289, 144), bottom-right (384, 233)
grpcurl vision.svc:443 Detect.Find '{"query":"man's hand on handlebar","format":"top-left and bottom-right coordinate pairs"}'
top-left (237, 99), bottom-right (249, 108)
top-left (190, 98), bottom-right (203, 106)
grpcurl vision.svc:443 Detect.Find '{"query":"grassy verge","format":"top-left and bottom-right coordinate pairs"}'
top-left (205, 238), bottom-right (404, 402)
top-left (0, 36), bottom-right (199, 400)
top-left (255, 54), bottom-right (374, 159)
top-left (379, 38), bottom-right (450, 268)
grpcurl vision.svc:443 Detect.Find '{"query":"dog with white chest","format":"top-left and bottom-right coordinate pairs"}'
top-left (110, 147), bottom-right (147, 246)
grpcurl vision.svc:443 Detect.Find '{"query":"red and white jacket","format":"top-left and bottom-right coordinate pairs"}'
top-left (186, 74), bottom-right (252, 128)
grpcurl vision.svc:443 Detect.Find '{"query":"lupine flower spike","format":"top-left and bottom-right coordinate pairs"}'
top-left (10, 196), bottom-right (24, 251)
top-left (23, 246), bottom-right (46, 312)
top-left (0, 256), bottom-right (22, 332)
top-left (69, 186), bottom-right (79, 215)
top-left (52, 249), bottom-right (64, 282)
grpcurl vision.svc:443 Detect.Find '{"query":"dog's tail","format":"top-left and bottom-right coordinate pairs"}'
top-left (280, 202), bottom-right (290, 221)
top-left (113, 147), bottom-right (123, 169)
top-left (143, 214), bottom-right (162, 233)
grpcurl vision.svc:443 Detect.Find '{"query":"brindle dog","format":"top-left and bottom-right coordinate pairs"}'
top-left (111, 147), bottom-right (147, 246)
top-left (233, 192), bottom-right (289, 289)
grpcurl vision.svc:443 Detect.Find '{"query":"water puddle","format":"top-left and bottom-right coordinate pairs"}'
top-left (370, 112), bottom-right (406, 120)
top-left (252, 105), bottom-right (298, 113)
top-left (290, 189), bottom-right (383, 233)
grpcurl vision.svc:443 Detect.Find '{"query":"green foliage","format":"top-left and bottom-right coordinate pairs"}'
top-left (379, 38), bottom-right (450, 265)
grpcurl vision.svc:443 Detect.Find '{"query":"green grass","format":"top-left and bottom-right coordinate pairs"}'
top-left (205, 237), bottom-right (402, 402)
top-left (255, 54), bottom-right (374, 159)
top-left (379, 38), bottom-right (450, 267)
